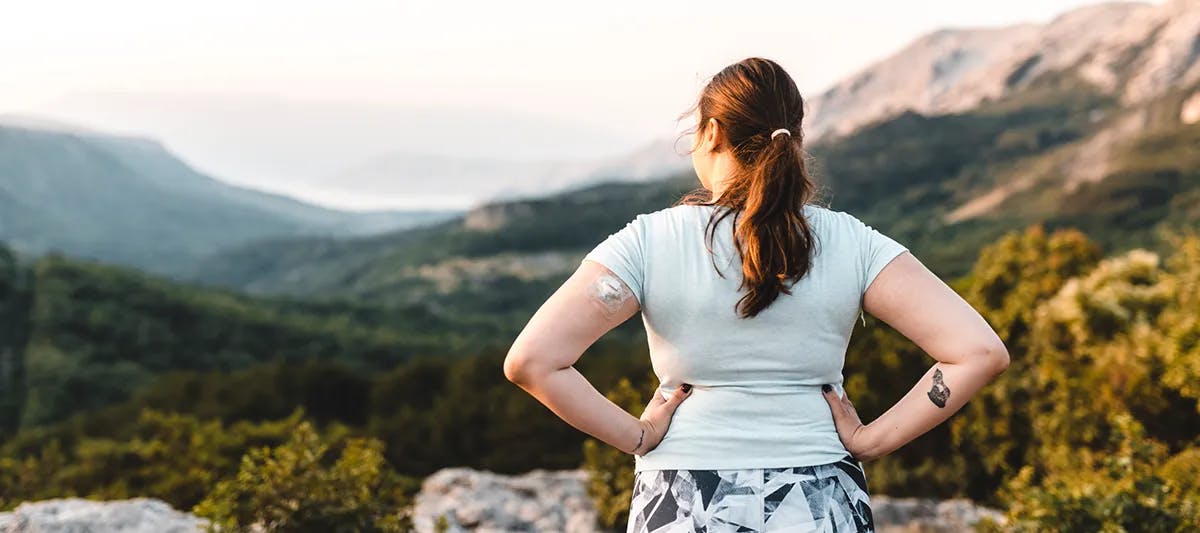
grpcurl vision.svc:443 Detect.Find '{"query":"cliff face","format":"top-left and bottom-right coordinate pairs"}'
top-left (807, 0), bottom-right (1200, 140)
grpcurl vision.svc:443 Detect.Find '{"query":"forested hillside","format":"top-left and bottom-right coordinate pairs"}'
top-left (0, 245), bottom-right (507, 434)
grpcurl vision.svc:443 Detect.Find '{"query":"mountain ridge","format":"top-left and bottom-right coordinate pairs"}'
top-left (806, 0), bottom-right (1200, 139)
top-left (0, 121), bottom-right (459, 276)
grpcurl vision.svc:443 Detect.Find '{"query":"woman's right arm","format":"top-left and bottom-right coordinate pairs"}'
top-left (825, 250), bottom-right (1010, 461)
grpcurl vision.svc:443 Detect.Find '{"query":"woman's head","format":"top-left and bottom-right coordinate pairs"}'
top-left (677, 57), bottom-right (822, 318)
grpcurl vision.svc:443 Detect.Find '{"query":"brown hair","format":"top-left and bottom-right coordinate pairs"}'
top-left (676, 57), bottom-right (825, 319)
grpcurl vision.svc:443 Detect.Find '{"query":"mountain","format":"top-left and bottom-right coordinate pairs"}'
top-left (0, 120), bottom-right (459, 275)
top-left (806, 0), bottom-right (1200, 139)
top-left (320, 136), bottom-right (693, 208)
top-left (609, 0), bottom-right (1200, 181)
top-left (26, 93), bottom-right (635, 200)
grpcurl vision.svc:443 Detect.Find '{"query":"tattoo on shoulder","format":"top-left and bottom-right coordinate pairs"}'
top-left (592, 271), bottom-right (634, 315)
top-left (927, 367), bottom-right (950, 408)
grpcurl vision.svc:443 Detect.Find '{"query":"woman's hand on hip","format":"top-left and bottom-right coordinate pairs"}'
top-left (821, 384), bottom-right (882, 462)
top-left (632, 383), bottom-right (693, 456)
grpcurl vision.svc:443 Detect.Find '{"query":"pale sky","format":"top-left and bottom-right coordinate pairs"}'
top-left (0, 0), bottom-right (1132, 208)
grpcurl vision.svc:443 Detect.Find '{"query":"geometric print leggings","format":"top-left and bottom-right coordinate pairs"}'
top-left (627, 454), bottom-right (875, 532)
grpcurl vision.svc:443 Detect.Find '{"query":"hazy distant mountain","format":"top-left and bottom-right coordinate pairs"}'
top-left (324, 137), bottom-right (693, 207)
top-left (0, 120), bottom-right (458, 275)
top-left (25, 93), bottom-right (635, 203)
top-left (806, 0), bottom-right (1200, 139)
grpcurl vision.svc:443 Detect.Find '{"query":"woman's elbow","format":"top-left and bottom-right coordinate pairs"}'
top-left (504, 338), bottom-right (550, 384)
top-left (503, 344), bottom-right (532, 384)
top-left (983, 339), bottom-right (1011, 376)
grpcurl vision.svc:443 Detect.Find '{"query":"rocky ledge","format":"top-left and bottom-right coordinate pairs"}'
top-left (0, 498), bottom-right (208, 532)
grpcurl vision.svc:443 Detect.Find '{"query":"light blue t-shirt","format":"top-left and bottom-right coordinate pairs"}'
top-left (582, 203), bottom-right (909, 472)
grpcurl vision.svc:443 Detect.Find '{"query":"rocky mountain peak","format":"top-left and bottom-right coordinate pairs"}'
top-left (806, 0), bottom-right (1200, 140)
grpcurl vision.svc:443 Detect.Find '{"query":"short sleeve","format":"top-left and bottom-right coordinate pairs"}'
top-left (581, 214), bottom-right (646, 306)
top-left (854, 215), bottom-right (909, 296)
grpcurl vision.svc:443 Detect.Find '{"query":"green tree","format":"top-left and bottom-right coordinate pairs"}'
top-left (194, 421), bottom-right (410, 532)
top-left (982, 229), bottom-right (1200, 530)
top-left (951, 224), bottom-right (1103, 499)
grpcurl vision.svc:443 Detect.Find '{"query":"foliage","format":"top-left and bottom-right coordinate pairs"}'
top-left (945, 224), bottom-right (1104, 500)
top-left (6, 254), bottom-right (492, 429)
top-left (0, 409), bottom-right (302, 510)
top-left (582, 375), bottom-right (655, 530)
top-left (969, 227), bottom-right (1200, 528)
top-left (995, 414), bottom-right (1200, 532)
top-left (194, 421), bottom-right (410, 532)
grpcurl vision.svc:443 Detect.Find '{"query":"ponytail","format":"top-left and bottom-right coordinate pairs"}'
top-left (730, 130), bottom-right (817, 317)
top-left (676, 57), bottom-right (820, 319)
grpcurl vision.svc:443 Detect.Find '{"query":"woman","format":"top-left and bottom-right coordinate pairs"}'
top-left (504, 57), bottom-right (1010, 532)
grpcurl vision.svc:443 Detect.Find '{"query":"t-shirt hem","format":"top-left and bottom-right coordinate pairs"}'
top-left (633, 450), bottom-right (854, 473)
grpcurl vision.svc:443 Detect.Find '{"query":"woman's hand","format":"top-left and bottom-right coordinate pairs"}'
top-left (631, 383), bottom-right (693, 455)
top-left (821, 384), bottom-right (881, 462)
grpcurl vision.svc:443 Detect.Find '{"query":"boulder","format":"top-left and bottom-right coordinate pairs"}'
top-left (0, 498), bottom-right (207, 533)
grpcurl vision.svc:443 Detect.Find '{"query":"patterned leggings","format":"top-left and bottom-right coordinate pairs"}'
top-left (627, 454), bottom-right (875, 532)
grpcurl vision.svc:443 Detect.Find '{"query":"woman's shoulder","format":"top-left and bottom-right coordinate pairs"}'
top-left (632, 202), bottom-right (850, 229)
top-left (634, 203), bottom-right (716, 225)
top-left (803, 203), bottom-right (864, 229)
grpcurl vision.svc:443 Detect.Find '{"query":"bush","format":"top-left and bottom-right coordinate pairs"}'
top-left (193, 421), bottom-right (411, 532)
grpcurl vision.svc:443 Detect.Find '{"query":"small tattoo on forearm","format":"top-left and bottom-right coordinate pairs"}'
top-left (631, 428), bottom-right (645, 455)
top-left (592, 272), bottom-right (634, 314)
top-left (927, 368), bottom-right (950, 408)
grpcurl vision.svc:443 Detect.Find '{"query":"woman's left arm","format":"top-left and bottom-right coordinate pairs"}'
top-left (503, 259), bottom-right (691, 456)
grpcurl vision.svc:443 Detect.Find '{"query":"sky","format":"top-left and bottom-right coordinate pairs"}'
top-left (0, 0), bottom-right (1132, 208)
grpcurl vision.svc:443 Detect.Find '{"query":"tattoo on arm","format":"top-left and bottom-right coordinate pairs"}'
top-left (630, 427), bottom-right (645, 455)
top-left (591, 271), bottom-right (635, 316)
top-left (927, 367), bottom-right (950, 408)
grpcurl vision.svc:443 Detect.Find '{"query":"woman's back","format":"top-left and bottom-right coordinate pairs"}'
top-left (583, 202), bottom-right (909, 472)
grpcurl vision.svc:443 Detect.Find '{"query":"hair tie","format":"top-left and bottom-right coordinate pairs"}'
top-left (771, 128), bottom-right (791, 139)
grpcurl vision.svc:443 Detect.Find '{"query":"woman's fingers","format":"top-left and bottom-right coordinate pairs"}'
top-left (822, 384), bottom-right (861, 428)
top-left (821, 385), bottom-right (844, 421)
top-left (840, 394), bottom-right (860, 420)
top-left (638, 383), bottom-right (693, 452)
top-left (653, 384), bottom-right (692, 415)
top-left (649, 384), bottom-right (692, 410)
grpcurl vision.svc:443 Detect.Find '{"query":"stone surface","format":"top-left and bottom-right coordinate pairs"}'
top-left (0, 498), bottom-right (208, 533)
top-left (412, 467), bottom-right (600, 533)
top-left (871, 495), bottom-right (1007, 533)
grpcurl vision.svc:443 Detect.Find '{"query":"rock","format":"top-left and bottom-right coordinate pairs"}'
top-left (871, 495), bottom-right (1007, 533)
top-left (0, 498), bottom-right (208, 533)
top-left (411, 467), bottom-right (599, 533)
